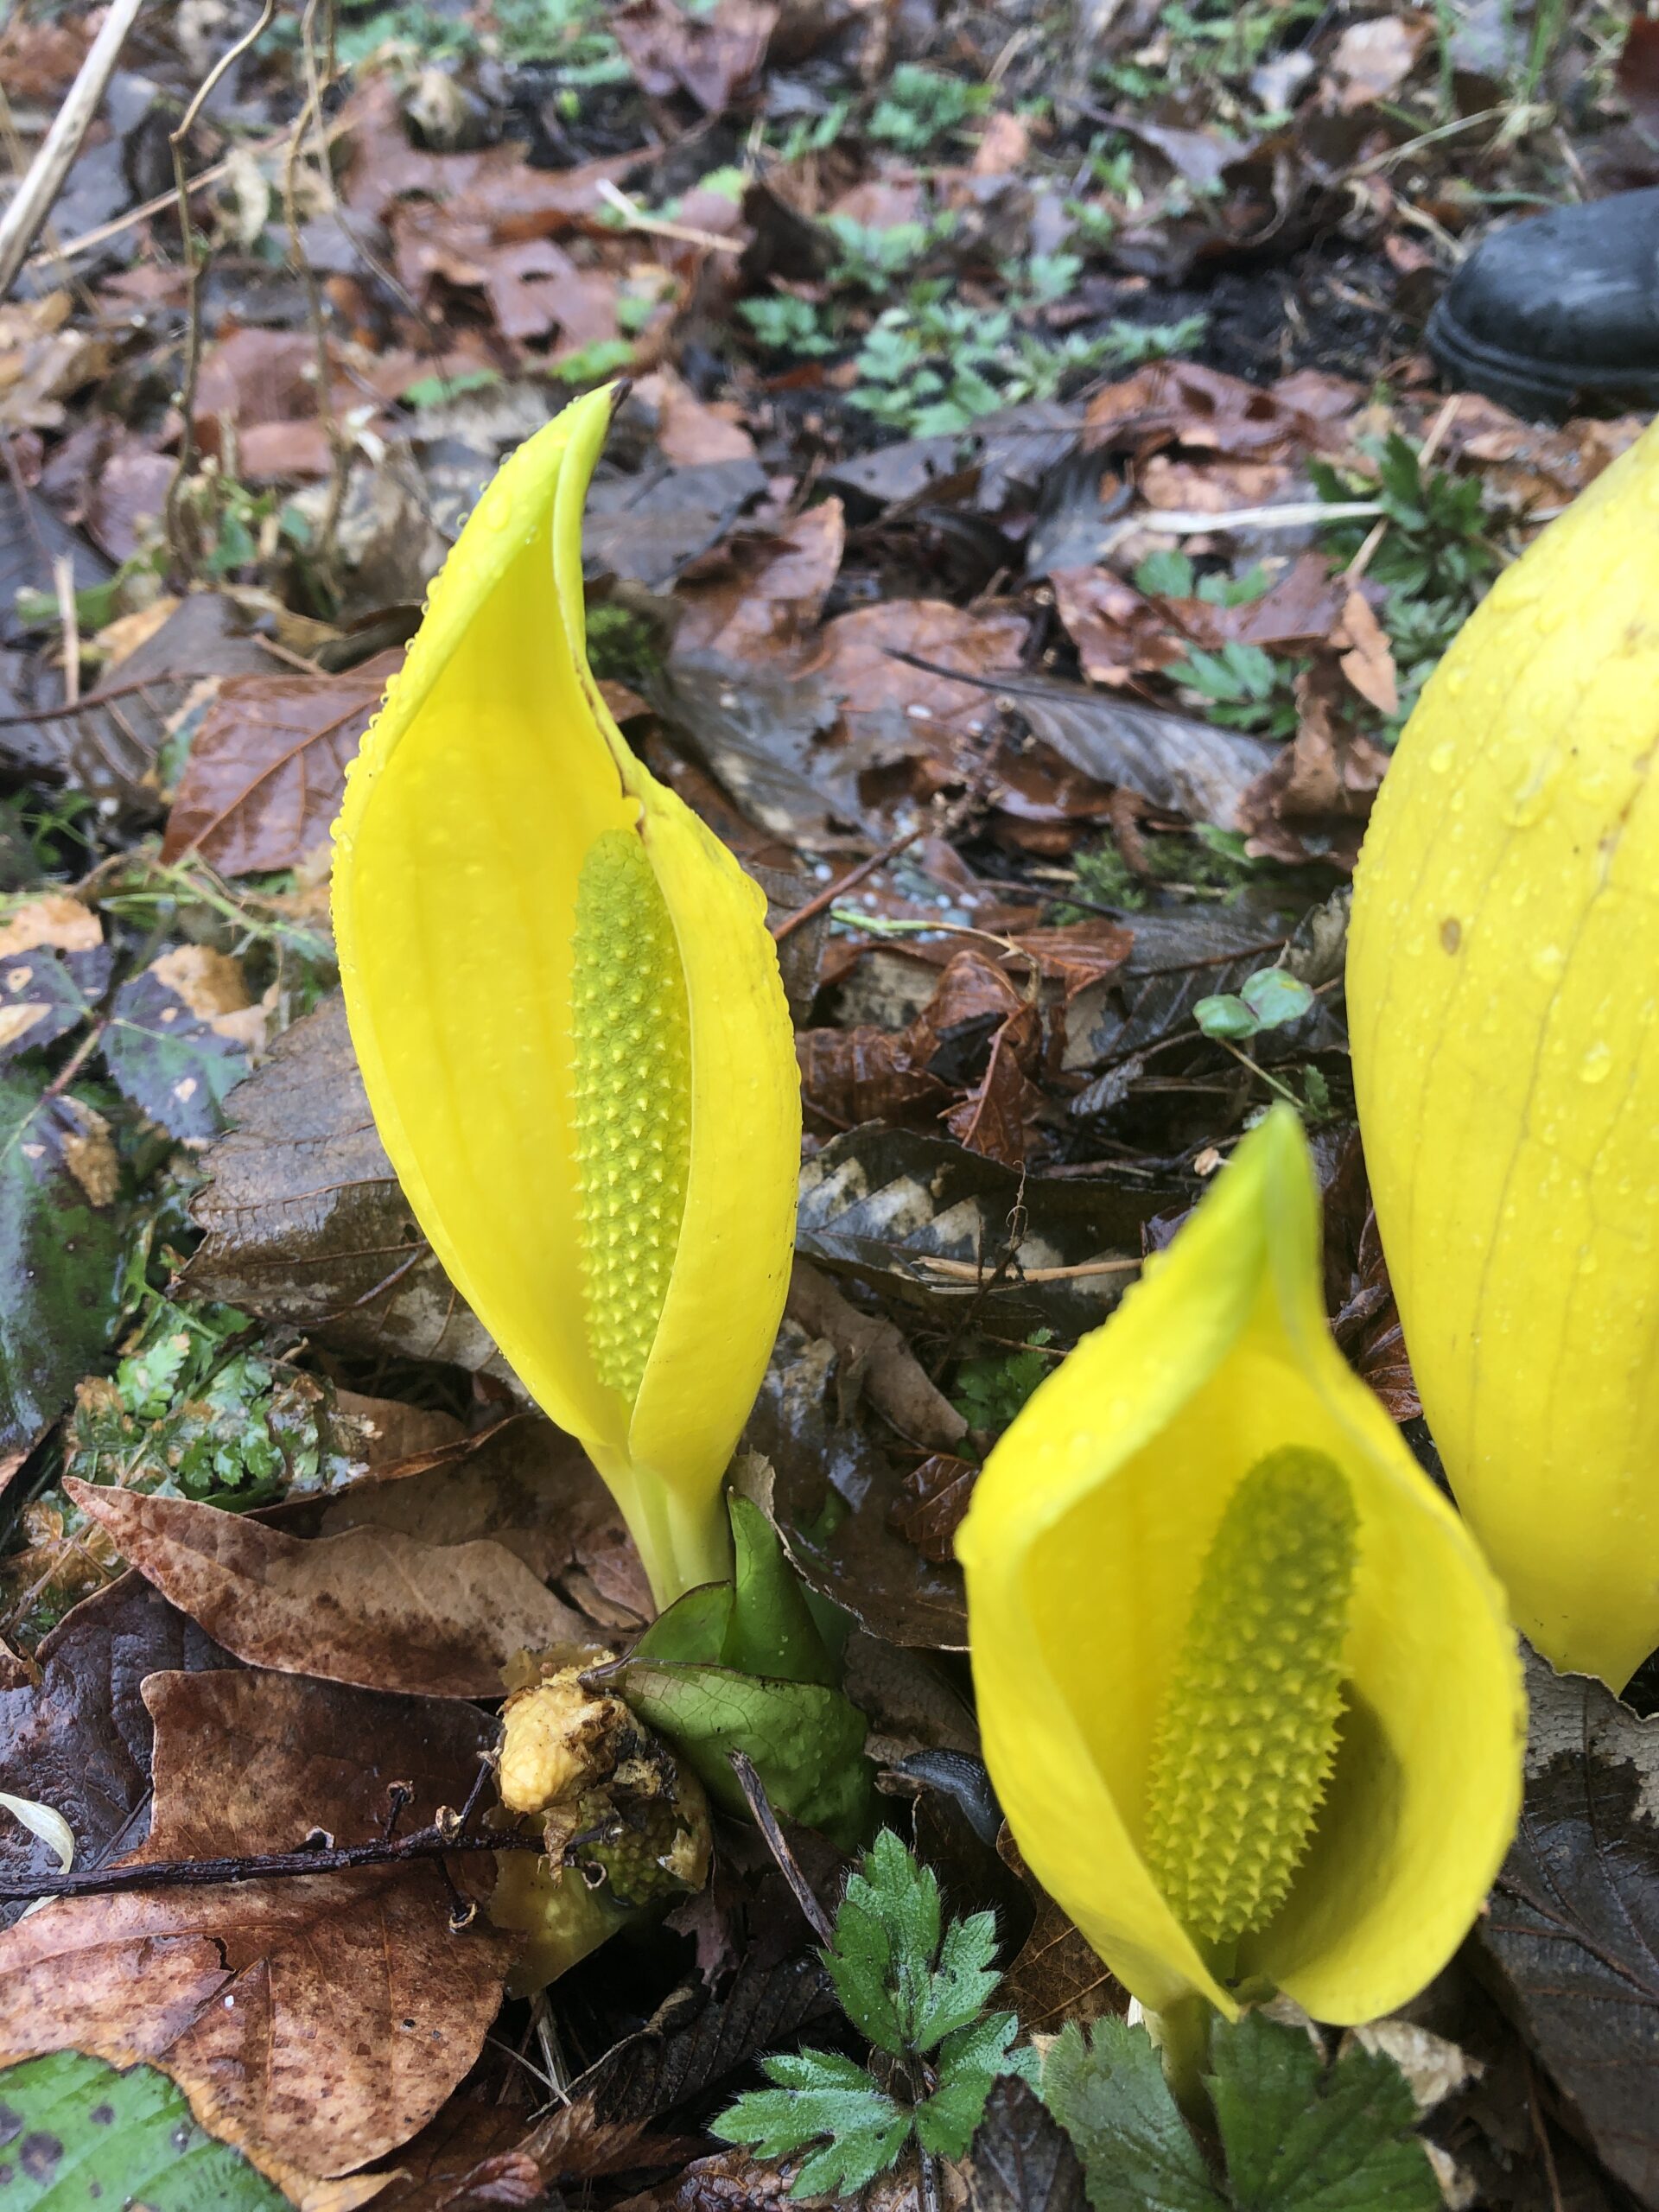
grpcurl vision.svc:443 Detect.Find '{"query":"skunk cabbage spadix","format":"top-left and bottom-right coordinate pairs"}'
top-left (957, 1109), bottom-right (1524, 2026)
top-left (333, 385), bottom-right (800, 1606)
top-left (1350, 416), bottom-right (1659, 1691)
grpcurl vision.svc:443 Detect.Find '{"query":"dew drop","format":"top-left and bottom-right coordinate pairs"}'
top-left (1580, 1041), bottom-right (1613, 1085)
top-left (1532, 943), bottom-right (1566, 982)
top-left (1428, 741), bottom-right (1455, 774)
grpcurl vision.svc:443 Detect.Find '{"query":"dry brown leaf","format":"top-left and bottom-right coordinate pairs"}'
top-left (674, 501), bottom-right (846, 664)
top-left (1049, 570), bottom-right (1184, 687)
top-left (635, 366), bottom-right (759, 466)
top-left (785, 1260), bottom-right (969, 1451)
top-left (66, 1480), bottom-right (597, 1698)
top-left (1325, 11), bottom-right (1434, 110)
top-left (313, 1413), bottom-right (652, 1624)
top-left (0, 895), bottom-right (100, 957)
top-left (996, 1829), bottom-right (1127, 2034)
top-left (162, 654), bottom-right (400, 876)
top-left (0, 1669), bottom-right (513, 2198)
top-left (613, 0), bottom-right (777, 111)
top-left (1335, 588), bottom-right (1398, 716)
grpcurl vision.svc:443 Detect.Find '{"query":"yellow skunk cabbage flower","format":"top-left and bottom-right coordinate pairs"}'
top-left (333, 385), bottom-right (800, 1606)
top-left (957, 1109), bottom-right (1523, 2031)
top-left (1350, 417), bottom-right (1659, 1691)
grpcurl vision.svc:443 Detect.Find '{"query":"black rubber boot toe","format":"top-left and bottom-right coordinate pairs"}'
top-left (1427, 188), bottom-right (1659, 420)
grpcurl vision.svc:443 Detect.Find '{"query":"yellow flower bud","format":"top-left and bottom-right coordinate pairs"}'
top-left (332, 387), bottom-right (801, 1605)
top-left (1349, 416), bottom-right (1659, 1690)
top-left (957, 1109), bottom-right (1524, 2025)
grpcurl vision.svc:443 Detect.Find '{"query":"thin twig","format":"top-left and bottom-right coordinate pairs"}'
top-left (289, 0), bottom-right (350, 587)
top-left (595, 178), bottom-right (744, 256)
top-left (0, 0), bottom-right (146, 297)
top-left (163, 0), bottom-right (278, 573)
top-left (728, 1751), bottom-right (835, 1943)
top-left (912, 1252), bottom-right (1140, 1285)
top-left (52, 553), bottom-right (79, 708)
top-left (771, 828), bottom-right (924, 944)
top-left (0, 1821), bottom-right (543, 1904)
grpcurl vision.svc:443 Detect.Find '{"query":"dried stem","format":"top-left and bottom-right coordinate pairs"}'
top-left (163, 0), bottom-right (278, 574)
top-left (0, 1821), bottom-right (544, 1905)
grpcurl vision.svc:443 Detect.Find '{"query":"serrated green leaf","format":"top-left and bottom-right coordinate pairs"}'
top-left (0, 2050), bottom-right (288, 2209)
top-left (1208, 2014), bottom-right (1440, 2212)
top-left (830, 1829), bottom-right (944, 2050)
top-left (715, 2050), bottom-right (909, 2199)
top-left (722, 1494), bottom-right (836, 1687)
top-left (607, 1657), bottom-right (875, 1847)
top-left (1041, 2019), bottom-right (1224, 2212)
top-left (915, 2012), bottom-right (1027, 2158)
top-left (911, 1908), bottom-right (1001, 2050)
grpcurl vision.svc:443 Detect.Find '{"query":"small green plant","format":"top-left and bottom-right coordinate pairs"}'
top-left (1166, 639), bottom-right (1302, 736)
top-left (403, 368), bottom-right (504, 410)
top-left (766, 103), bottom-right (849, 163)
top-left (1313, 432), bottom-right (1500, 739)
top-left (714, 1830), bottom-right (1033, 2197)
top-left (1135, 550), bottom-right (1275, 606)
top-left (823, 215), bottom-right (946, 289)
top-left (1040, 2011), bottom-right (1440, 2212)
top-left (1195, 966), bottom-right (1314, 1041)
top-left (867, 65), bottom-right (993, 153)
top-left (1052, 824), bottom-right (1261, 918)
top-left (551, 338), bottom-right (637, 387)
top-left (740, 292), bottom-right (835, 356)
top-left (951, 1332), bottom-right (1053, 1434)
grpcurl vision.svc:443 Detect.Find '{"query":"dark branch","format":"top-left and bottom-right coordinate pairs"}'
top-left (0, 1821), bottom-right (546, 1905)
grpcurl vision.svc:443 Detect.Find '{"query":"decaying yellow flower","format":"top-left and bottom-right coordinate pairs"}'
top-left (957, 1109), bottom-right (1524, 2031)
top-left (333, 385), bottom-right (800, 1605)
top-left (1350, 416), bottom-right (1659, 1691)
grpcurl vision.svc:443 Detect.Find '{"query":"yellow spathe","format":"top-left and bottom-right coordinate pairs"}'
top-left (957, 1109), bottom-right (1524, 2024)
top-left (1349, 416), bottom-right (1659, 1690)
top-left (332, 385), bottom-right (801, 1605)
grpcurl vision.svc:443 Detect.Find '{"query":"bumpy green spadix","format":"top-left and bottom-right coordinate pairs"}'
top-left (570, 827), bottom-right (692, 1405)
top-left (1144, 1446), bottom-right (1357, 1952)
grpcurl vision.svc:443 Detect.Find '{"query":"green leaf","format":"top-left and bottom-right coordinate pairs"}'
top-left (0, 2050), bottom-right (287, 2209)
top-left (0, 1073), bottom-right (126, 1454)
top-left (632, 1580), bottom-right (733, 1664)
top-left (1238, 969), bottom-right (1314, 1032)
top-left (607, 1657), bottom-right (875, 1847)
top-left (1135, 548), bottom-right (1195, 601)
top-left (912, 1908), bottom-right (1001, 2050)
top-left (715, 2050), bottom-right (909, 2198)
top-left (1193, 994), bottom-right (1259, 1041)
top-left (916, 2011), bottom-right (1027, 2157)
top-left (1208, 2014), bottom-right (1440, 2212)
top-left (829, 1827), bottom-right (944, 2053)
top-left (722, 1493), bottom-right (837, 1687)
top-left (1041, 2018), bottom-right (1225, 2212)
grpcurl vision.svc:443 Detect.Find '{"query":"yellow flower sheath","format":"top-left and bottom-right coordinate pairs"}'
top-left (1351, 415), bottom-right (1659, 1690)
top-left (332, 386), bottom-right (801, 1606)
top-left (957, 1109), bottom-right (1524, 2025)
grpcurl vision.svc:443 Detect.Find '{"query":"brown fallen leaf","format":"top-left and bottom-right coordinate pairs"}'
top-left (1334, 588), bottom-right (1398, 717)
top-left (785, 1260), bottom-right (969, 1452)
top-left (0, 1573), bottom-right (233, 1923)
top-left (162, 653), bottom-right (401, 875)
top-left (995, 1830), bottom-right (1127, 2035)
top-left (0, 1668), bottom-right (513, 2199)
top-left (1323, 10), bottom-right (1434, 111)
top-left (944, 1003), bottom-right (1045, 1167)
top-left (613, 0), bottom-right (778, 111)
top-left (67, 1480), bottom-right (598, 1698)
top-left (312, 1413), bottom-right (652, 1627)
top-left (634, 365), bottom-right (759, 467)
top-left (1236, 664), bottom-right (1389, 867)
top-left (372, 2094), bottom-right (689, 2209)
top-left (184, 993), bottom-right (512, 1382)
top-left (888, 1454), bottom-right (979, 1565)
top-left (673, 501), bottom-right (846, 666)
